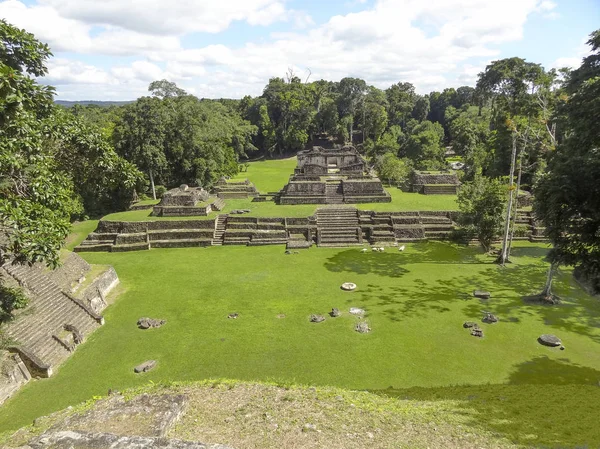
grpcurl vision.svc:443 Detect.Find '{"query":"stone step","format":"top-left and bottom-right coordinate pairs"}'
top-left (151, 239), bottom-right (212, 248)
top-left (74, 244), bottom-right (113, 253)
top-left (111, 242), bottom-right (149, 252)
top-left (424, 231), bottom-right (452, 239)
top-left (247, 239), bottom-right (288, 246)
top-left (318, 242), bottom-right (364, 247)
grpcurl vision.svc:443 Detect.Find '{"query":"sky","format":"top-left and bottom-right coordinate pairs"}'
top-left (1, 0), bottom-right (598, 100)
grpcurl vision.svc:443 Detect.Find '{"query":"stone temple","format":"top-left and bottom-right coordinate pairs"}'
top-left (278, 145), bottom-right (391, 204)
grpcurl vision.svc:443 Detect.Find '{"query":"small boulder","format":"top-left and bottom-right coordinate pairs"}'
top-left (355, 321), bottom-right (371, 334)
top-left (137, 318), bottom-right (166, 329)
top-left (482, 312), bottom-right (498, 324)
top-left (463, 321), bottom-right (478, 329)
top-left (473, 290), bottom-right (491, 299)
top-left (330, 308), bottom-right (341, 317)
top-left (227, 313), bottom-right (239, 319)
top-left (538, 334), bottom-right (562, 347)
top-left (310, 314), bottom-right (325, 323)
top-left (341, 282), bottom-right (357, 291)
top-left (471, 328), bottom-right (484, 338)
top-left (303, 423), bottom-right (317, 432)
top-left (349, 307), bottom-right (365, 316)
top-left (134, 360), bottom-right (157, 373)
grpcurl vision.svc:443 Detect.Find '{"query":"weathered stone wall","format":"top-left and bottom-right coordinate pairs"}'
top-left (46, 252), bottom-right (91, 293)
top-left (0, 352), bottom-right (31, 406)
top-left (80, 266), bottom-right (119, 312)
top-left (284, 181), bottom-right (326, 195)
top-left (412, 172), bottom-right (460, 185)
top-left (342, 180), bottom-right (386, 194)
top-left (97, 220), bottom-right (215, 234)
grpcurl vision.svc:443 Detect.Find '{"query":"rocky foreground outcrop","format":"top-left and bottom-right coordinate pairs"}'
top-left (2, 381), bottom-right (519, 449)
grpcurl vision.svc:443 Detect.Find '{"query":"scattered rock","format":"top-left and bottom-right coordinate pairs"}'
top-left (310, 314), bottom-right (325, 323)
top-left (473, 290), bottom-right (491, 299)
top-left (463, 321), bottom-right (478, 329)
top-left (538, 334), bottom-right (562, 347)
top-left (137, 318), bottom-right (166, 329)
top-left (230, 209), bottom-right (251, 214)
top-left (349, 307), bottom-right (365, 316)
top-left (227, 313), bottom-right (239, 319)
top-left (470, 328), bottom-right (484, 338)
top-left (134, 360), bottom-right (157, 373)
top-left (482, 312), bottom-right (498, 323)
top-left (277, 314), bottom-right (286, 319)
top-left (560, 346), bottom-right (565, 351)
top-left (330, 308), bottom-right (341, 317)
top-left (303, 423), bottom-right (317, 432)
top-left (355, 321), bottom-right (371, 333)
top-left (341, 282), bottom-right (357, 291)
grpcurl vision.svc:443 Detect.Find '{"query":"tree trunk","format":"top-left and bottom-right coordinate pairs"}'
top-left (507, 150), bottom-right (523, 257)
top-left (149, 168), bottom-right (156, 200)
top-left (497, 131), bottom-right (518, 266)
top-left (541, 262), bottom-right (557, 298)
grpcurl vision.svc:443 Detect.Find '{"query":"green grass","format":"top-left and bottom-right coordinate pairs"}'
top-left (231, 157), bottom-right (297, 193)
top-left (64, 220), bottom-right (100, 250)
top-left (1, 242), bottom-right (599, 447)
top-left (133, 198), bottom-right (160, 206)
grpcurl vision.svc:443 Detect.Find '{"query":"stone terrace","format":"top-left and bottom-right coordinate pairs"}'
top-left (1, 261), bottom-right (108, 378)
top-left (76, 208), bottom-right (462, 251)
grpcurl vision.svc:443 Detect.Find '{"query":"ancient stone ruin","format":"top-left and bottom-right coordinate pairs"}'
top-left (152, 184), bottom-right (225, 217)
top-left (278, 145), bottom-right (391, 204)
top-left (212, 177), bottom-right (259, 199)
top-left (410, 171), bottom-right (460, 195)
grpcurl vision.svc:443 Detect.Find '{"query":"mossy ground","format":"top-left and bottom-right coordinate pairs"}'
top-left (1, 241), bottom-right (599, 447)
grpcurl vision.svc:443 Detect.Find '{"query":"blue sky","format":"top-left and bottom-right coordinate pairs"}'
top-left (1, 0), bottom-right (597, 100)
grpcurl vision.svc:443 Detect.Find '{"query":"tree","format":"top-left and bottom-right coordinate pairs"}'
top-left (457, 176), bottom-right (506, 252)
top-left (336, 77), bottom-right (367, 140)
top-left (0, 284), bottom-right (28, 322)
top-left (411, 95), bottom-right (430, 122)
top-left (403, 121), bottom-right (445, 169)
top-left (386, 82), bottom-right (417, 129)
top-left (148, 79), bottom-right (187, 99)
top-left (0, 20), bottom-right (80, 267)
top-left (535, 29), bottom-right (600, 298)
top-left (114, 96), bottom-right (169, 199)
top-left (374, 153), bottom-right (411, 186)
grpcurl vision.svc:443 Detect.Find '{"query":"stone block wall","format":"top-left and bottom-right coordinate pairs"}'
top-left (0, 352), bottom-right (31, 406)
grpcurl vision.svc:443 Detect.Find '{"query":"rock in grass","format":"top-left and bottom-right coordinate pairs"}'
top-left (349, 307), bottom-right (365, 316)
top-left (463, 321), bottom-right (478, 329)
top-left (310, 314), bottom-right (325, 323)
top-left (482, 312), bottom-right (498, 323)
top-left (473, 290), bottom-right (491, 299)
top-left (355, 321), bottom-right (371, 334)
top-left (470, 328), bottom-right (484, 338)
top-left (227, 313), bottom-right (239, 319)
top-left (137, 318), bottom-right (166, 329)
top-left (330, 308), bottom-right (341, 317)
top-left (538, 334), bottom-right (562, 347)
top-left (134, 360), bottom-right (157, 373)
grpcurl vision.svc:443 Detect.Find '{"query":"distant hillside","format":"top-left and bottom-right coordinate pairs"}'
top-left (55, 100), bottom-right (133, 108)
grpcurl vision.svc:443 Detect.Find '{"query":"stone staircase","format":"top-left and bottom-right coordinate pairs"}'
top-left (422, 184), bottom-right (459, 195)
top-left (3, 264), bottom-right (103, 376)
top-left (325, 182), bottom-right (344, 204)
top-left (316, 208), bottom-right (362, 247)
top-left (421, 214), bottom-right (454, 239)
top-left (212, 215), bottom-right (228, 246)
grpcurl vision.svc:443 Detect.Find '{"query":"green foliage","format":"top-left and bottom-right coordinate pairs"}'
top-left (374, 153), bottom-right (411, 186)
top-left (0, 284), bottom-right (28, 322)
top-left (457, 176), bottom-right (506, 251)
top-left (403, 120), bottom-right (445, 170)
top-left (154, 185), bottom-right (167, 198)
top-left (535, 29), bottom-right (600, 276)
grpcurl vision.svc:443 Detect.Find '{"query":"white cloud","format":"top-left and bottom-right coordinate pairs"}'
top-left (552, 37), bottom-right (592, 70)
top-left (38, 0), bottom-right (288, 34)
top-left (1, 0), bottom-right (561, 99)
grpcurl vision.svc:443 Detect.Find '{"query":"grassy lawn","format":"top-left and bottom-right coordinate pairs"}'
top-left (64, 220), bottom-right (100, 250)
top-left (231, 157), bottom-right (297, 193)
top-left (1, 242), bottom-right (599, 447)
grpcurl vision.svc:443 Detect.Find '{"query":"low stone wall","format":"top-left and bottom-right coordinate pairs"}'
top-left (97, 220), bottom-right (215, 233)
top-left (80, 266), bottom-right (119, 313)
top-left (0, 351), bottom-right (31, 406)
top-left (152, 205), bottom-right (211, 217)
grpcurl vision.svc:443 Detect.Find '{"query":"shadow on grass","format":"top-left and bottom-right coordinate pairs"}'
top-left (374, 357), bottom-right (600, 448)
